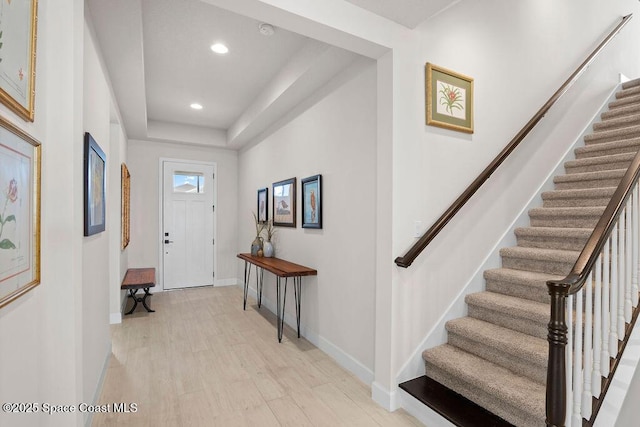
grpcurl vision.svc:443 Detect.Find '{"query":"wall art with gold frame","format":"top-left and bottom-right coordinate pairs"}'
top-left (0, 116), bottom-right (41, 308)
top-left (0, 0), bottom-right (39, 122)
top-left (425, 63), bottom-right (474, 133)
top-left (121, 163), bottom-right (131, 250)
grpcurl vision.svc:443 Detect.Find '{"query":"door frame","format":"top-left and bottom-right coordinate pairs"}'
top-left (158, 157), bottom-right (217, 291)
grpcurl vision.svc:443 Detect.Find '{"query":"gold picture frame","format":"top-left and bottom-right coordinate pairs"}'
top-left (0, 0), bottom-right (39, 122)
top-left (426, 63), bottom-right (474, 133)
top-left (0, 115), bottom-right (41, 308)
top-left (121, 163), bottom-right (130, 250)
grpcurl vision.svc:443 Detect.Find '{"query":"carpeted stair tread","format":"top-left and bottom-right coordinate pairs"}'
top-left (615, 84), bottom-right (640, 99)
top-left (584, 124), bottom-right (640, 145)
top-left (514, 226), bottom-right (593, 251)
top-left (500, 246), bottom-right (579, 275)
top-left (574, 137), bottom-right (640, 159)
top-left (423, 344), bottom-right (545, 427)
top-left (608, 93), bottom-right (640, 109)
top-left (541, 187), bottom-right (615, 207)
top-left (466, 292), bottom-right (549, 339)
top-left (564, 152), bottom-right (635, 174)
top-left (593, 113), bottom-right (640, 132)
top-left (484, 267), bottom-right (561, 303)
top-left (622, 78), bottom-right (640, 90)
top-left (528, 206), bottom-right (604, 228)
top-left (601, 102), bottom-right (640, 120)
top-left (553, 169), bottom-right (625, 190)
top-left (446, 317), bottom-right (547, 380)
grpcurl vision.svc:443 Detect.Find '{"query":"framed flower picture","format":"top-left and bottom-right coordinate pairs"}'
top-left (0, 0), bottom-right (39, 122)
top-left (301, 174), bottom-right (322, 229)
top-left (0, 115), bottom-right (41, 308)
top-left (272, 178), bottom-right (296, 227)
top-left (425, 63), bottom-right (474, 133)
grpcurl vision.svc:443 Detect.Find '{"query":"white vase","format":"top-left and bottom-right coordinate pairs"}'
top-left (263, 241), bottom-right (274, 258)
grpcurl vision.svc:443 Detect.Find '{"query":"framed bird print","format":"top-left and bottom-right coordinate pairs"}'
top-left (272, 178), bottom-right (296, 227)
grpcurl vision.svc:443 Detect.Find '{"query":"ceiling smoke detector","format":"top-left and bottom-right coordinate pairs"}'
top-left (258, 23), bottom-right (275, 36)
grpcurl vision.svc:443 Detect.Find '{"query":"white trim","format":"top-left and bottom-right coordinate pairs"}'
top-left (214, 278), bottom-right (239, 287)
top-left (396, 82), bottom-right (622, 384)
top-left (244, 284), bottom-right (374, 385)
top-left (398, 388), bottom-right (456, 427)
top-left (109, 312), bottom-right (122, 324)
top-left (158, 157), bottom-right (218, 292)
top-left (84, 344), bottom-right (112, 427)
top-left (371, 381), bottom-right (398, 411)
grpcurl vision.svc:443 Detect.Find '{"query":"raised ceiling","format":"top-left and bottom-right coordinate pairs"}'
top-left (87, 0), bottom-right (457, 148)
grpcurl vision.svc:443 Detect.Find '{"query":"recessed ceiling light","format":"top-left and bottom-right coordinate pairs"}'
top-left (210, 43), bottom-right (229, 54)
top-left (190, 103), bottom-right (203, 110)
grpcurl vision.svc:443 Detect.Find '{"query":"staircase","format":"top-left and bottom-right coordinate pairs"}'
top-left (401, 78), bottom-right (640, 427)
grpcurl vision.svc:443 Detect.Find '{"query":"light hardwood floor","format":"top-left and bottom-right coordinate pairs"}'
top-left (92, 285), bottom-right (422, 426)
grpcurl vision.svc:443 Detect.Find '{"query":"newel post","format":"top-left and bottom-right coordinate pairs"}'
top-left (546, 281), bottom-right (571, 427)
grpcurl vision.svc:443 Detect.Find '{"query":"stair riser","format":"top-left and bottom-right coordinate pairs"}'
top-left (542, 197), bottom-right (611, 208)
top-left (565, 160), bottom-right (631, 174)
top-left (447, 333), bottom-right (547, 385)
top-left (594, 116), bottom-right (640, 132)
top-left (609, 95), bottom-right (640, 110)
top-left (501, 256), bottom-right (574, 275)
top-left (585, 130), bottom-right (640, 146)
top-left (602, 103), bottom-right (640, 121)
top-left (615, 86), bottom-right (640, 99)
top-left (529, 216), bottom-right (599, 228)
top-left (467, 305), bottom-right (548, 340)
top-left (423, 365), bottom-right (543, 427)
top-left (575, 143), bottom-right (640, 159)
top-left (516, 235), bottom-right (589, 252)
top-left (555, 178), bottom-right (621, 190)
top-left (485, 279), bottom-right (549, 304)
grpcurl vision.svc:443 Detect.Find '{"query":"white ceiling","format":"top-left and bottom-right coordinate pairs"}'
top-left (87, 0), bottom-right (457, 148)
top-left (344, 0), bottom-right (460, 29)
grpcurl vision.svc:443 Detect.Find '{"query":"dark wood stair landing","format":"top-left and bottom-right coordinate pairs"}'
top-left (399, 376), bottom-right (514, 427)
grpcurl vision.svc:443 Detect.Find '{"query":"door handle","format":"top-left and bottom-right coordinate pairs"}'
top-left (164, 240), bottom-right (174, 244)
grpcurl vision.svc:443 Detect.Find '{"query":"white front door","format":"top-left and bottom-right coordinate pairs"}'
top-left (162, 161), bottom-right (215, 290)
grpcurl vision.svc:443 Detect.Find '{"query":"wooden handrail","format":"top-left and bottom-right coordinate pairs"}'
top-left (395, 14), bottom-right (633, 268)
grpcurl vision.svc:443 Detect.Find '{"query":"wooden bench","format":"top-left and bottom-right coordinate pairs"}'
top-left (121, 268), bottom-right (156, 315)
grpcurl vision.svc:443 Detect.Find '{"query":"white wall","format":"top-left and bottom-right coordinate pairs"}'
top-left (0, 1), bottom-right (85, 426)
top-left (0, 2), bottom-right (127, 426)
top-left (237, 59), bottom-right (378, 379)
top-left (127, 140), bottom-right (239, 287)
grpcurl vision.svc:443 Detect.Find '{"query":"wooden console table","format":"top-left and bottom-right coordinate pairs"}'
top-left (237, 253), bottom-right (317, 342)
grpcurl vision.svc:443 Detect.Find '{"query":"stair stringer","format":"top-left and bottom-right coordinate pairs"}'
top-left (396, 81), bottom-right (624, 424)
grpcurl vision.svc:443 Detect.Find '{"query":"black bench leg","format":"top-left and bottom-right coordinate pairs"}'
top-left (141, 288), bottom-right (155, 312)
top-left (125, 289), bottom-right (139, 315)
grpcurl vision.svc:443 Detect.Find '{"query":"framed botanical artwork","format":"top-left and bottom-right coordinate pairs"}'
top-left (0, 115), bottom-right (41, 308)
top-left (301, 174), bottom-right (322, 229)
top-left (272, 178), bottom-right (296, 227)
top-left (121, 163), bottom-right (130, 250)
top-left (425, 63), bottom-right (474, 133)
top-left (257, 187), bottom-right (268, 223)
top-left (84, 132), bottom-right (106, 236)
top-left (0, 0), bottom-right (39, 122)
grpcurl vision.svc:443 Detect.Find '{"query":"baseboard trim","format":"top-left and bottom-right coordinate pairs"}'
top-left (109, 312), bottom-right (122, 324)
top-left (214, 278), bottom-right (239, 287)
top-left (84, 343), bottom-right (112, 427)
top-left (245, 285), bottom-right (374, 385)
top-left (371, 381), bottom-right (398, 411)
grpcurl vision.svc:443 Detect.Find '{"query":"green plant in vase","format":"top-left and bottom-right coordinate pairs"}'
top-left (262, 219), bottom-right (276, 258)
top-left (251, 212), bottom-right (265, 256)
